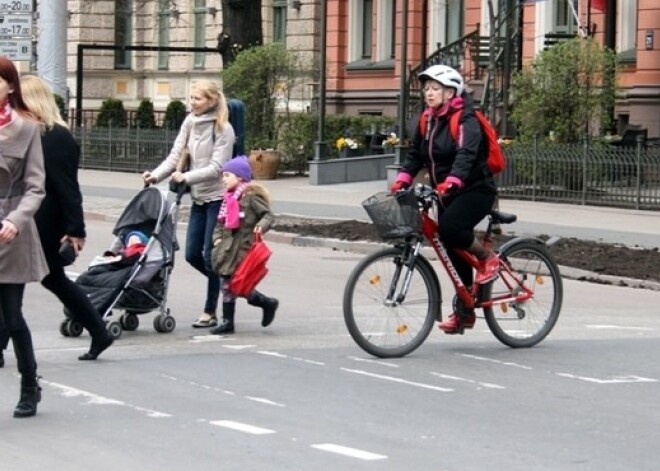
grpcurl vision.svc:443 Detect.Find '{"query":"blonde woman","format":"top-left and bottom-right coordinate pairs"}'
top-left (143, 80), bottom-right (236, 328)
top-left (5, 75), bottom-right (114, 361)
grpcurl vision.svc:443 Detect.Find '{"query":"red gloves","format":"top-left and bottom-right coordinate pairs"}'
top-left (390, 180), bottom-right (409, 193)
top-left (435, 176), bottom-right (464, 196)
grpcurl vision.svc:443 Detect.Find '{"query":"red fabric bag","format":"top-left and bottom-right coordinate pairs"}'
top-left (229, 233), bottom-right (272, 296)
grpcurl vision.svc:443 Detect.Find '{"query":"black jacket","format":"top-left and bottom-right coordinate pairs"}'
top-left (35, 124), bottom-right (86, 269)
top-left (400, 96), bottom-right (496, 192)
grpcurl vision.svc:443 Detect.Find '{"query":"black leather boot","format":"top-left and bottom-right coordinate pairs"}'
top-left (247, 291), bottom-right (279, 327)
top-left (0, 350), bottom-right (4, 368)
top-left (210, 303), bottom-right (235, 334)
top-left (79, 332), bottom-right (114, 361)
top-left (14, 378), bottom-right (42, 418)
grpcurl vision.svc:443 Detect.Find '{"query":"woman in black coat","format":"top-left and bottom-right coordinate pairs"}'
top-left (0, 75), bottom-right (113, 364)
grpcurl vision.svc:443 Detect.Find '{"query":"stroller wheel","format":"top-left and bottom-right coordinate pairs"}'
top-left (60, 318), bottom-right (83, 338)
top-left (154, 314), bottom-right (176, 333)
top-left (120, 313), bottom-right (140, 331)
top-left (59, 319), bottom-right (70, 337)
top-left (106, 321), bottom-right (123, 339)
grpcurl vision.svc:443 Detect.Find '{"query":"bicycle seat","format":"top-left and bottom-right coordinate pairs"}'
top-left (490, 209), bottom-right (517, 225)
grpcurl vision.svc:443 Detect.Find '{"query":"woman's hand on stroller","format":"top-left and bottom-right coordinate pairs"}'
top-left (142, 171), bottom-right (157, 186)
top-left (171, 171), bottom-right (186, 183)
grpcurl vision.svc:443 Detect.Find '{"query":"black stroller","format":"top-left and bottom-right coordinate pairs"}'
top-left (60, 186), bottom-right (182, 339)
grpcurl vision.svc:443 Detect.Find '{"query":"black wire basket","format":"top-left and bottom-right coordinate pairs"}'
top-left (362, 190), bottom-right (422, 240)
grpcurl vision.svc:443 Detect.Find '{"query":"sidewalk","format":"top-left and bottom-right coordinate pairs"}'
top-left (79, 169), bottom-right (660, 249)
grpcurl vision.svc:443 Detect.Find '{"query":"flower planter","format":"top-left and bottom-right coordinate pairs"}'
top-left (339, 148), bottom-right (363, 158)
top-left (249, 149), bottom-right (281, 180)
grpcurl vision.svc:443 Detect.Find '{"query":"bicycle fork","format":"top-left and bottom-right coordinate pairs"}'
top-left (385, 241), bottom-right (424, 306)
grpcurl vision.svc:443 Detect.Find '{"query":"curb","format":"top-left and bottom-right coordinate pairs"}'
top-left (84, 210), bottom-right (660, 292)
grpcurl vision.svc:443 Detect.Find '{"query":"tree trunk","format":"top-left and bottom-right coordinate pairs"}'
top-left (218, 0), bottom-right (263, 67)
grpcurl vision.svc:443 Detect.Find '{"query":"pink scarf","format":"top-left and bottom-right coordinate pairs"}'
top-left (217, 183), bottom-right (248, 229)
top-left (0, 100), bottom-right (13, 127)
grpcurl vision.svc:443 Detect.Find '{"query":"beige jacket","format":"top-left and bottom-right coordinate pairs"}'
top-left (151, 111), bottom-right (236, 204)
top-left (0, 112), bottom-right (48, 283)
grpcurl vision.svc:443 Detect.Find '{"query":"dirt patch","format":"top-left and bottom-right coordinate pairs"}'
top-left (274, 216), bottom-right (660, 283)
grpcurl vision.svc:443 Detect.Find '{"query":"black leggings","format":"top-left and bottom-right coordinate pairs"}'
top-left (41, 265), bottom-right (107, 338)
top-left (437, 186), bottom-right (496, 286)
top-left (0, 284), bottom-right (37, 382)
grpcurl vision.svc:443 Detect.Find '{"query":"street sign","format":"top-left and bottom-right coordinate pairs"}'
top-left (0, 13), bottom-right (31, 37)
top-left (0, 1), bottom-right (33, 61)
top-left (0, 2), bottom-right (32, 13)
top-left (0, 38), bottom-right (31, 60)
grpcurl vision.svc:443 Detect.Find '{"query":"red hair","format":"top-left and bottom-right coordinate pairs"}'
top-left (0, 56), bottom-right (35, 118)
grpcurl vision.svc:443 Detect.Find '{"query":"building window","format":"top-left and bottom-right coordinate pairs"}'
top-left (446, 0), bottom-right (463, 44)
top-left (618, 0), bottom-right (637, 59)
top-left (158, 0), bottom-right (170, 70)
top-left (273, 0), bottom-right (287, 43)
top-left (114, 0), bottom-right (132, 70)
top-left (377, 0), bottom-right (396, 61)
top-left (194, 0), bottom-right (206, 68)
top-left (361, 0), bottom-right (374, 59)
top-left (553, 0), bottom-right (578, 34)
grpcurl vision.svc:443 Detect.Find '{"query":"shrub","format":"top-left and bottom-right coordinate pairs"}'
top-left (134, 98), bottom-right (156, 128)
top-left (163, 100), bottom-right (187, 130)
top-left (511, 37), bottom-right (618, 143)
top-left (96, 98), bottom-right (128, 128)
top-left (53, 93), bottom-right (68, 122)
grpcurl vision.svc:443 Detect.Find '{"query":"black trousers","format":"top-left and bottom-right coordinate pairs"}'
top-left (41, 265), bottom-right (107, 338)
top-left (437, 186), bottom-right (496, 286)
top-left (0, 266), bottom-right (107, 352)
top-left (0, 284), bottom-right (37, 382)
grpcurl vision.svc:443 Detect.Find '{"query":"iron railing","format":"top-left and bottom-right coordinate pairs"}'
top-left (73, 127), bottom-right (660, 210)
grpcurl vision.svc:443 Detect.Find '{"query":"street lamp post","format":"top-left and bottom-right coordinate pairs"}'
top-left (313, 0), bottom-right (328, 161)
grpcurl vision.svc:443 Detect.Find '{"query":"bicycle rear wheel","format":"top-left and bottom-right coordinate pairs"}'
top-left (482, 240), bottom-right (563, 348)
top-left (343, 247), bottom-right (439, 358)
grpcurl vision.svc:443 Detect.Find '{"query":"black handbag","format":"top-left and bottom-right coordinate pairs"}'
top-left (169, 133), bottom-right (192, 194)
top-left (58, 239), bottom-right (77, 266)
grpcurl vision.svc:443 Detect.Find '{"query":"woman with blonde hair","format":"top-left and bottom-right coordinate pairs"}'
top-left (143, 79), bottom-right (235, 328)
top-left (1, 74), bottom-right (114, 362)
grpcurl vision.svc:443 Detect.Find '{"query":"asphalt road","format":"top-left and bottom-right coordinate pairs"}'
top-left (1, 217), bottom-right (659, 471)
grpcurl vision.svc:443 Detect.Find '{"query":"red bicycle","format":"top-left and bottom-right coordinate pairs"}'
top-left (343, 185), bottom-right (563, 358)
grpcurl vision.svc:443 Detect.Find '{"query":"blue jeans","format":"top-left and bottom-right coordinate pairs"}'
top-left (185, 200), bottom-right (221, 315)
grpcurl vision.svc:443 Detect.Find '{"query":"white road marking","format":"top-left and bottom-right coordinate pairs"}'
top-left (586, 324), bottom-right (654, 331)
top-left (45, 380), bottom-right (171, 418)
top-left (223, 344), bottom-right (257, 350)
top-left (190, 335), bottom-right (231, 342)
top-left (257, 350), bottom-right (288, 358)
top-left (556, 373), bottom-right (658, 384)
top-left (341, 368), bottom-right (453, 392)
top-left (245, 396), bottom-right (286, 407)
top-left (460, 353), bottom-right (533, 370)
top-left (311, 443), bottom-right (387, 461)
top-left (431, 372), bottom-right (505, 389)
top-left (209, 420), bottom-right (276, 435)
top-left (349, 356), bottom-right (400, 368)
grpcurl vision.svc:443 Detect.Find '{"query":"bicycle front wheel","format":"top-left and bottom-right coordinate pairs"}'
top-left (482, 240), bottom-right (563, 348)
top-left (343, 247), bottom-right (439, 358)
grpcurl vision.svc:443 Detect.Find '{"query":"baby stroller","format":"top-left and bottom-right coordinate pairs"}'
top-left (60, 186), bottom-right (182, 339)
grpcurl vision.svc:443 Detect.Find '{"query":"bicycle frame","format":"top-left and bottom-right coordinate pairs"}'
top-left (417, 198), bottom-right (534, 314)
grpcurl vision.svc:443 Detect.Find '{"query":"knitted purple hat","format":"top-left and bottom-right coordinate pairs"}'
top-left (222, 156), bottom-right (252, 182)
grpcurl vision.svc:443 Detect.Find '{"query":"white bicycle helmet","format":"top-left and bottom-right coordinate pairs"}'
top-left (418, 64), bottom-right (465, 96)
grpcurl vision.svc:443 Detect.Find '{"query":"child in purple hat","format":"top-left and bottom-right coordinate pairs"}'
top-left (210, 156), bottom-right (278, 334)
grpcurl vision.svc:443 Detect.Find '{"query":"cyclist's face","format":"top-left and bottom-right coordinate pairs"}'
top-left (423, 81), bottom-right (455, 108)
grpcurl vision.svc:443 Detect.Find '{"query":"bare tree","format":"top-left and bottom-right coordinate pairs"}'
top-left (217, 0), bottom-right (263, 66)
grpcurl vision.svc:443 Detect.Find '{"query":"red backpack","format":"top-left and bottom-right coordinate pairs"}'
top-left (419, 109), bottom-right (506, 174)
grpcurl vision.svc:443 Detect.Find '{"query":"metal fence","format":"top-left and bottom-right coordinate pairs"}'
top-left (74, 127), bottom-right (660, 211)
top-left (73, 127), bottom-right (178, 173)
top-left (497, 137), bottom-right (660, 210)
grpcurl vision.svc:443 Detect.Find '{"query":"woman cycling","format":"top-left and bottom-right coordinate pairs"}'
top-left (390, 64), bottom-right (498, 334)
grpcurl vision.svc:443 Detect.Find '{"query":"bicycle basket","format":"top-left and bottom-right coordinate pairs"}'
top-left (362, 190), bottom-right (422, 240)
